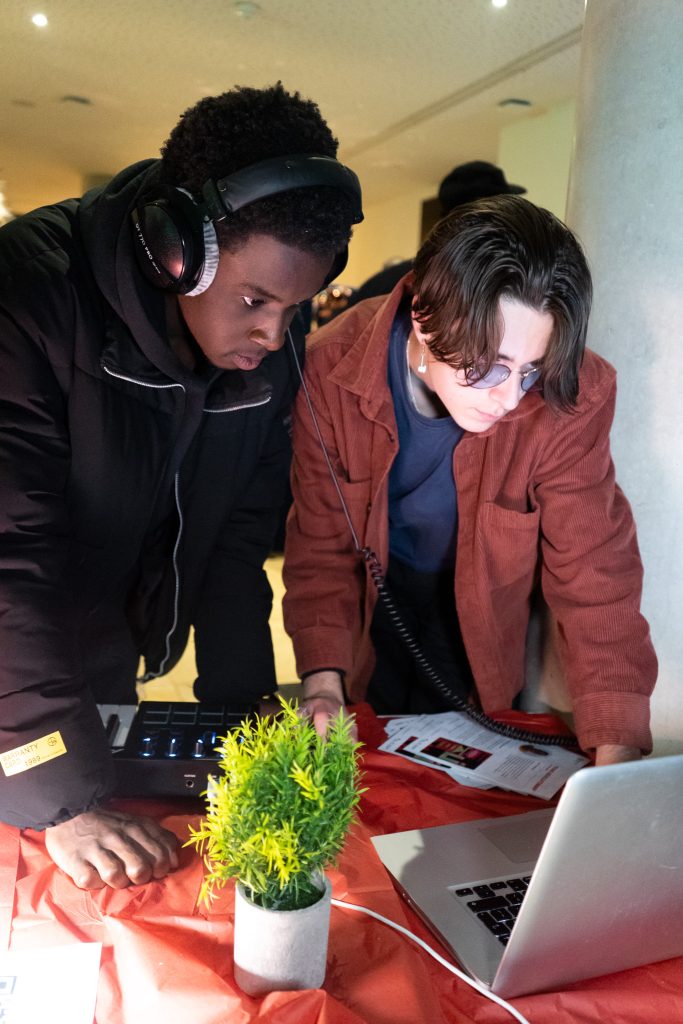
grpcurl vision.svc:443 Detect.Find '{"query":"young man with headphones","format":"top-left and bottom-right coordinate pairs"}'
top-left (0, 83), bottom-right (362, 889)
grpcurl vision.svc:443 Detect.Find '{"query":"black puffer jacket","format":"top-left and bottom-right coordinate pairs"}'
top-left (0, 161), bottom-right (301, 829)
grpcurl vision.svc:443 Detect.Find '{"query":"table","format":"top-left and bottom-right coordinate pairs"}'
top-left (2, 705), bottom-right (681, 1024)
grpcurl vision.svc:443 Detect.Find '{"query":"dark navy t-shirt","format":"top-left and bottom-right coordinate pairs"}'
top-left (387, 302), bottom-right (464, 572)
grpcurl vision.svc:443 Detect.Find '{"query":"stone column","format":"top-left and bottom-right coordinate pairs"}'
top-left (566, 0), bottom-right (683, 753)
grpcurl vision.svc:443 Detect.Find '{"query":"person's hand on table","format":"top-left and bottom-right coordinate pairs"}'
top-left (594, 743), bottom-right (642, 766)
top-left (45, 807), bottom-right (179, 890)
top-left (300, 670), bottom-right (358, 741)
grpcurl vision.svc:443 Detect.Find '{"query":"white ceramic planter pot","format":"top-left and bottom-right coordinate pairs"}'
top-left (233, 876), bottom-right (332, 996)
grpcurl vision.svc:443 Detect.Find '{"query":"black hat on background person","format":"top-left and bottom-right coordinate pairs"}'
top-left (437, 160), bottom-right (526, 214)
top-left (343, 160), bottom-right (528, 310)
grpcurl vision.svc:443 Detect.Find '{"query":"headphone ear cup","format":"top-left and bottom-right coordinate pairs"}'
top-left (131, 187), bottom-right (207, 293)
top-left (184, 219), bottom-right (220, 296)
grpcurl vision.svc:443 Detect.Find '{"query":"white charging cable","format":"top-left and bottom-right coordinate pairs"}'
top-left (331, 897), bottom-right (531, 1024)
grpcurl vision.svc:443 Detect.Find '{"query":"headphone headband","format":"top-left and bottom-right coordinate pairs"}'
top-left (132, 153), bottom-right (363, 295)
top-left (201, 154), bottom-right (363, 224)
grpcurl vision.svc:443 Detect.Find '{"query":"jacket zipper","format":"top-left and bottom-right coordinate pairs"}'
top-left (102, 364), bottom-right (186, 680)
top-left (102, 362), bottom-right (271, 679)
top-left (102, 361), bottom-right (272, 412)
top-left (204, 394), bottom-right (271, 413)
top-left (102, 363), bottom-right (186, 392)
top-left (137, 472), bottom-right (184, 681)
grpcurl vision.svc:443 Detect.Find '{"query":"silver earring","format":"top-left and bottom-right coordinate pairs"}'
top-left (417, 343), bottom-right (427, 374)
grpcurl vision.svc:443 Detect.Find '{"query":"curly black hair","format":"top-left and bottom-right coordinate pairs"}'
top-left (160, 82), bottom-right (357, 257)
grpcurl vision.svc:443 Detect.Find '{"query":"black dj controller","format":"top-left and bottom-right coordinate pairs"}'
top-left (97, 701), bottom-right (255, 798)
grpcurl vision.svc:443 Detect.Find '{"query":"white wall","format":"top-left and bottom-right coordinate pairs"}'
top-left (497, 100), bottom-right (576, 220)
top-left (343, 100), bottom-right (577, 291)
top-left (343, 189), bottom-right (425, 288)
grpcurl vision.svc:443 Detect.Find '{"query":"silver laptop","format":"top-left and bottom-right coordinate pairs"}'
top-left (371, 754), bottom-right (683, 998)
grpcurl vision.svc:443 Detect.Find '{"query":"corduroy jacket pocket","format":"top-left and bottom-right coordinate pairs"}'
top-left (477, 502), bottom-right (541, 589)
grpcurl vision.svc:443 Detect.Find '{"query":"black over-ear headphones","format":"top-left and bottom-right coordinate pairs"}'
top-left (131, 154), bottom-right (363, 296)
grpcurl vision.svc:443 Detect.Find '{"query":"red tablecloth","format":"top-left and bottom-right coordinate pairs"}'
top-left (2, 705), bottom-right (681, 1024)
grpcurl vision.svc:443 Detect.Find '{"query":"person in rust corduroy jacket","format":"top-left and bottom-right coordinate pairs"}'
top-left (283, 196), bottom-right (657, 764)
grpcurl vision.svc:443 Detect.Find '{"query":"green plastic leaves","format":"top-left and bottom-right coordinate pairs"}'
top-left (186, 698), bottom-right (363, 910)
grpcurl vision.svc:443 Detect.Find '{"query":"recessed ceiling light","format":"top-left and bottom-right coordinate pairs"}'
top-left (234, 1), bottom-right (260, 17)
top-left (498, 97), bottom-right (532, 108)
top-left (492, 0), bottom-right (508, 9)
top-left (31, 13), bottom-right (48, 27)
top-left (60, 94), bottom-right (93, 106)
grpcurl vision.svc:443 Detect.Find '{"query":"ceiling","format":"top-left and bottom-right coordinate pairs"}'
top-left (0, 0), bottom-right (585, 215)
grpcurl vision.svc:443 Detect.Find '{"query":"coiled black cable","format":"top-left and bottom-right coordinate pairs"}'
top-left (362, 547), bottom-right (578, 748)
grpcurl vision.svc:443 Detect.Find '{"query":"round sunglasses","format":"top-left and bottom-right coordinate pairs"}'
top-left (466, 363), bottom-right (542, 393)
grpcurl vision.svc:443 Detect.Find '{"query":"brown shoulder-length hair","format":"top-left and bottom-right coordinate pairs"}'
top-left (412, 195), bottom-right (592, 412)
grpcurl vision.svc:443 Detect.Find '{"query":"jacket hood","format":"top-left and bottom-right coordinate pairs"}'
top-left (78, 160), bottom-right (185, 377)
top-left (77, 159), bottom-right (283, 407)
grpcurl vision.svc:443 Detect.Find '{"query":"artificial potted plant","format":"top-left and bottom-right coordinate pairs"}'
top-left (186, 697), bottom-right (363, 996)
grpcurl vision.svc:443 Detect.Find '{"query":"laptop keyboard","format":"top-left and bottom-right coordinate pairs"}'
top-left (451, 876), bottom-right (532, 945)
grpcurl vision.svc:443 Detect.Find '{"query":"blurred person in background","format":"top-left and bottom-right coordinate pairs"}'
top-left (346, 160), bottom-right (526, 306)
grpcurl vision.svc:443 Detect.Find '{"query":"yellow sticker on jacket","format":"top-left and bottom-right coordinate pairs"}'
top-left (0, 732), bottom-right (67, 777)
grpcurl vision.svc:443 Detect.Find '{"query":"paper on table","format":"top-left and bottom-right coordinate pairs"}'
top-left (379, 712), bottom-right (588, 799)
top-left (379, 716), bottom-right (494, 789)
top-left (0, 942), bottom-right (101, 1024)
